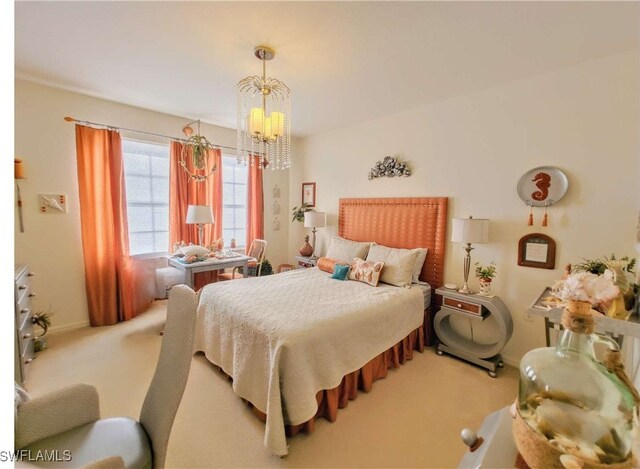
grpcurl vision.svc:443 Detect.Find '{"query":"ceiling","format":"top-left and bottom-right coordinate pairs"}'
top-left (15, 1), bottom-right (640, 137)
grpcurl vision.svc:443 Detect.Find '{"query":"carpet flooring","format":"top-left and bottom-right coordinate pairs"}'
top-left (24, 301), bottom-right (519, 468)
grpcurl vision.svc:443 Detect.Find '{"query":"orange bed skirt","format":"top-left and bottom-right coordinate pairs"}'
top-left (213, 308), bottom-right (430, 439)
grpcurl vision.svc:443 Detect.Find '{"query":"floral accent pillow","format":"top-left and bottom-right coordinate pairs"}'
top-left (349, 257), bottom-right (384, 287)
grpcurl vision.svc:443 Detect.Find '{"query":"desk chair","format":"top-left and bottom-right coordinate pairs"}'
top-left (218, 239), bottom-right (267, 280)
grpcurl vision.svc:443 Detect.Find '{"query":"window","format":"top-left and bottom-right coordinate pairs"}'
top-left (122, 139), bottom-right (170, 255)
top-left (222, 155), bottom-right (248, 247)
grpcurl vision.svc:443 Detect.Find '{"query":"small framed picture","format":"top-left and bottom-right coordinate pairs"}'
top-left (302, 182), bottom-right (316, 207)
top-left (518, 233), bottom-right (556, 269)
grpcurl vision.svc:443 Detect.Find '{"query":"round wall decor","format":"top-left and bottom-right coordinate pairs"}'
top-left (516, 166), bottom-right (568, 207)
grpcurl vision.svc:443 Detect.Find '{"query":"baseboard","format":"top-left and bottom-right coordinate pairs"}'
top-left (501, 354), bottom-right (520, 368)
top-left (48, 320), bottom-right (90, 336)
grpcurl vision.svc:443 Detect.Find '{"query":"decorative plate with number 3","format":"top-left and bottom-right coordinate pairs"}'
top-left (516, 166), bottom-right (569, 207)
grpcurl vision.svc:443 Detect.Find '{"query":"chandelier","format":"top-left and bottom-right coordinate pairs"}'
top-left (180, 119), bottom-right (217, 183)
top-left (237, 46), bottom-right (291, 170)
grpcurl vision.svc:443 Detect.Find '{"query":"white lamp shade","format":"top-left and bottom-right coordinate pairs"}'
top-left (451, 217), bottom-right (490, 244)
top-left (185, 205), bottom-right (214, 224)
top-left (304, 211), bottom-right (326, 228)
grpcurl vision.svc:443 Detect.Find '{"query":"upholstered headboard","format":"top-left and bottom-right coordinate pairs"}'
top-left (338, 197), bottom-right (448, 289)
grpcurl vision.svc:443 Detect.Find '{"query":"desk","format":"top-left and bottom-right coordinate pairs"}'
top-left (528, 287), bottom-right (640, 347)
top-left (168, 255), bottom-right (252, 289)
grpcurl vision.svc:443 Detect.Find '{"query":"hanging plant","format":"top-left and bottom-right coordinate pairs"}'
top-left (179, 120), bottom-right (218, 183)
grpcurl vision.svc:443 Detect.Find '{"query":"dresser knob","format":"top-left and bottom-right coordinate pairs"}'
top-left (22, 333), bottom-right (31, 339)
top-left (28, 272), bottom-right (35, 277)
top-left (19, 285), bottom-right (27, 290)
top-left (457, 303), bottom-right (463, 308)
top-left (21, 308), bottom-right (29, 314)
top-left (29, 292), bottom-right (36, 297)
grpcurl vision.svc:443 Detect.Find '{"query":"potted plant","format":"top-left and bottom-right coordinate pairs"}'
top-left (291, 203), bottom-right (314, 223)
top-left (475, 262), bottom-right (497, 296)
top-left (32, 309), bottom-right (54, 352)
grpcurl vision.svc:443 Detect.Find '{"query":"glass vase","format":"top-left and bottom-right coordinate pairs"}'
top-left (515, 300), bottom-right (638, 467)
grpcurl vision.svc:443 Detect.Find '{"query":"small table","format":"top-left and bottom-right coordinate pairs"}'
top-left (168, 254), bottom-right (252, 289)
top-left (295, 256), bottom-right (317, 268)
top-left (528, 287), bottom-right (640, 347)
top-left (434, 288), bottom-right (513, 377)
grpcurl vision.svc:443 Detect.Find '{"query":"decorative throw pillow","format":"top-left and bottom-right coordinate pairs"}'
top-left (412, 248), bottom-right (429, 284)
top-left (331, 264), bottom-right (350, 281)
top-left (366, 244), bottom-right (419, 287)
top-left (325, 237), bottom-right (372, 264)
top-left (317, 257), bottom-right (341, 274)
top-left (348, 257), bottom-right (384, 287)
top-left (179, 244), bottom-right (211, 258)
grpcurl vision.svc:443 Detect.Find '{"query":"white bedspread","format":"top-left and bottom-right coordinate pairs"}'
top-left (194, 267), bottom-right (424, 456)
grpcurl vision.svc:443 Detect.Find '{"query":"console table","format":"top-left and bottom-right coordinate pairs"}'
top-left (528, 287), bottom-right (640, 347)
top-left (434, 288), bottom-right (513, 377)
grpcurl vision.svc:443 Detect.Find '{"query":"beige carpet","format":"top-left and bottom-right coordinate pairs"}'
top-left (25, 301), bottom-right (519, 468)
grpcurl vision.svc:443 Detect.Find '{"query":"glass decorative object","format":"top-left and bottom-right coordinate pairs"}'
top-left (515, 293), bottom-right (639, 468)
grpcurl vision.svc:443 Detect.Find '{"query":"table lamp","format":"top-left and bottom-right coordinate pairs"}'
top-left (186, 205), bottom-right (214, 246)
top-left (451, 216), bottom-right (490, 294)
top-left (304, 211), bottom-right (326, 259)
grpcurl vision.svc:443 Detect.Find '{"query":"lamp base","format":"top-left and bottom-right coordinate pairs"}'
top-left (458, 283), bottom-right (474, 295)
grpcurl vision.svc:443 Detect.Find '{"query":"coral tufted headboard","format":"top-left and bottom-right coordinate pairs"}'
top-left (338, 197), bottom-right (448, 289)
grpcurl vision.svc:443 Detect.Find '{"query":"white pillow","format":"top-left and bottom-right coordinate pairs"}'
top-left (366, 244), bottom-right (419, 287)
top-left (412, 248), bottom-right (429, 284)
top-left (325, 237), bottom-right (372, 264)
top-left (179, 245), bottom-right (210, 257)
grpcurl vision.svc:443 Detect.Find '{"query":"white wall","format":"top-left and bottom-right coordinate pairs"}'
top-left (290, 51), bottom-right (640, 364)
top-left (15, 80), bottom-right (290, 332)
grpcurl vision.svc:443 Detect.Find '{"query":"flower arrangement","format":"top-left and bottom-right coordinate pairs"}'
top-left (475, 262), bottom-right (497, 281)
top-left (551, 272), bottom-right (619, 308)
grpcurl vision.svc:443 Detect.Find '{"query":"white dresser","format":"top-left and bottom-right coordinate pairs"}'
top-left (15, 264), bottom-right (35, 384)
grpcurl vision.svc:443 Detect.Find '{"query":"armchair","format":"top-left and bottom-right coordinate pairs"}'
top-left (15, 285), bottom-right (199, 469)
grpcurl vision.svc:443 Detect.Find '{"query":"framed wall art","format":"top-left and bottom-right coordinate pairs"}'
top-left (302, 182), bottom-right (316, 207)
top-left (518, 233), bottom-right (556, 269)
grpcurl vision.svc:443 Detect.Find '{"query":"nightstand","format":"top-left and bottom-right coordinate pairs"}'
top-left (295, 256), bottom-right (317, 268)
top-left (434, 287), bottom-right (513, 377)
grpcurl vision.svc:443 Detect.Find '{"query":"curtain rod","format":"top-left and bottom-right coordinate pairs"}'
top-left (63, 116), bottom-right (238, 152)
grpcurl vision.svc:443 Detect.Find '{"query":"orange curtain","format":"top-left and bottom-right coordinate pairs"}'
top-left (75, 125), bottom-right (151, 325)
top-left (246, 156), bottom-right (265, 249)
top-left (168, 142), bottom-right (222, 289)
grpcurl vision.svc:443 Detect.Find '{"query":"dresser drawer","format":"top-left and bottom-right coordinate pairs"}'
top-left (21, 337), bottom-right (35, 381)
top-left (17, 311), bottom-right (34, 354)
top-left (15, 290), bottom-right (32, 322)
top-left (443, 297), bottom-right (483, 315)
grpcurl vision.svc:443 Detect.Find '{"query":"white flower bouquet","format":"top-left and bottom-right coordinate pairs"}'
top-left (552, 272), bottom-right (620, 308)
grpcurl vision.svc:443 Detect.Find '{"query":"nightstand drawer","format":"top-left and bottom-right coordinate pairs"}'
top-left (443, 297), bottom-right (482, 315)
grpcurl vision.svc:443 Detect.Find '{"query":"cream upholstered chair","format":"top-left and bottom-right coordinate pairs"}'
top-left (15, 285), bottom-right (199, 469)
top-left (218, 238), bottom-right (267, 280)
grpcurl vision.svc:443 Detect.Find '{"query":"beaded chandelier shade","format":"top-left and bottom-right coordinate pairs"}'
top-left (237, 46), bottom-right (291, 170)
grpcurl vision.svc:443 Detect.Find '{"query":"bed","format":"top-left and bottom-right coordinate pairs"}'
top-left (194, 197), bottom-right (448, 455)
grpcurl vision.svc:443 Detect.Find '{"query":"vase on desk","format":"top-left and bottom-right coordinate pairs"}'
top-left (478, 278), bottom-right (492, 296)
top-left (514, 299), bottom-right (638, 468)
top-left (299, 235), bottom-right (313, 257)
